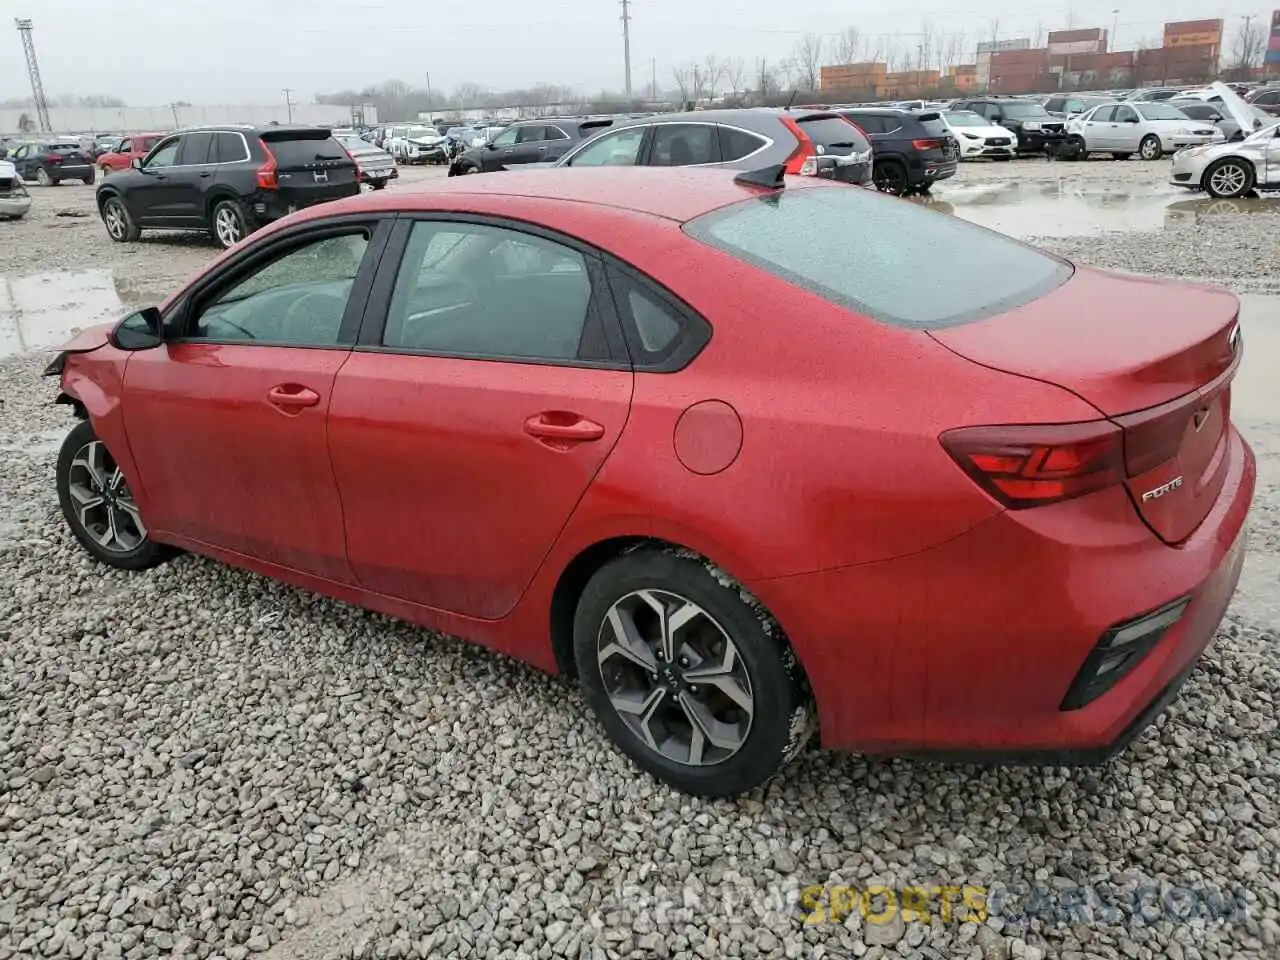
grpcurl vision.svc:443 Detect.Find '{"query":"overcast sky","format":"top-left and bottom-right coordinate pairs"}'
top-left (3, 0), bottom-right (1275, 104)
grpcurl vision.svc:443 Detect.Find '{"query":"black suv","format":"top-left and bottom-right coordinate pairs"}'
top-left (836, 108), bottom-right (957, 195)
top-left (448, 118), bottom-right (616, 176)
top-left (95, 125), bottom-right (360, 249)
top-left (8, 140), bottom-right (96, 186)
top-left (949, 97), bottom-right (1066, 154)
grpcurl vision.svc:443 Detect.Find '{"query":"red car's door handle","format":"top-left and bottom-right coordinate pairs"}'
top-left (524, 413), bottom-right (606, 443)
top-left (267, 384), bottom-right (321, 411)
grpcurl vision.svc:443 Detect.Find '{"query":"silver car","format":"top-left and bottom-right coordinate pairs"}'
top-left (336, 135), bottom-right (398, 190)
top-left (1169, 119), bottom-right (1280, 198)
top-left (0, 159), bottom-right (32, 219)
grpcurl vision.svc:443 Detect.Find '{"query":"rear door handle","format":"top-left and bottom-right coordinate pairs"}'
top-left (267, 384), bottom-right (321, 411)
top-left (524, 412), bottom-right (605, 444)
top-left (198, 171), bottom-right (212, 178)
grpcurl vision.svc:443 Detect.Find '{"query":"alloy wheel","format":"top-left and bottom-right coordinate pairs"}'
top-left (214, 206), bottom-right (242, 247)
top-left (1208, 162), bottom-right (1248, 197)
top-left (596, 589), bottom-right (754, 767)
top-left (66, 441), bottom-right (146, 553)
top-left (103, 201), bottom-right (127, 240)
top-left (1140, 137), bottom-right (1161, 161)
top-left (36, 168), bottom-right (52, 187)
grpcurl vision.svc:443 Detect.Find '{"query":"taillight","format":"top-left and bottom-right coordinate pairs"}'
top-left (940, 421), bottom-right (1126, 509)
top-left (256, 143), bottom-right (278, 190)
top-left (45, 152), bottom-right (62, 164)
top-left (912, 139), bottom-right (941, 150)
top-left (779, 115), bottom-right (818, 176)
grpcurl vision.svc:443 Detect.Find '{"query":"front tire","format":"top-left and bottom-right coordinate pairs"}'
top-left (370, 179), bottom-right (388, 190)
top-left (101, 196), bottom-right (140, 242)
top-left (56, 420), bottom-right (171, 570)
top-left (211, 199), bottom-right (249, 249)
top-left (573, 548), bottom-right (814, 797)
top-left (1139, 135), bottom-right (1163, 161)
top-left (1203, 158), bottom-right (1254, 199)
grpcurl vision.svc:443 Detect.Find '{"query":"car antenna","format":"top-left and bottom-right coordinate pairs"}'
top-left (785, 90), bottom-right (799, 111)
top-left (733, 163), bottom-right (786, 190)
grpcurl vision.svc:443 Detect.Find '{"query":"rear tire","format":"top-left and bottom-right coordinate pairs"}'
top-left (56, 419), bottom-right (173, 571)
top-left (35, 167), bottom-right (53, 187)
top-left (370, 180), bottom-right (388, 190)
top-left (82, 172), bottom-right (95, 185)
top-left (101, 196), bottom-right (140, 242)
top-left (872, 159), bottom-right (909, 195)
top-left (573, 547), bottom-right (814, 798)
top-left (210, 199), bottom-right (249, 249)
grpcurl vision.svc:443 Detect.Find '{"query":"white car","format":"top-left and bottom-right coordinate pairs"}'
top-left (0, 160), bottom-right (32, 220)
top-left (1067, 101), bottom-right (1223, 160)
top-left (941, 111), bottom-right (1017, 160)
top-left (386, 125), bottom-right (448, 164)
top-left (1169, 119), bottom-right (1280, 198)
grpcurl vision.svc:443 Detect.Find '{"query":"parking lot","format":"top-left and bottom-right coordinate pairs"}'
top-left (1, 158), bottom-right (1278, 960)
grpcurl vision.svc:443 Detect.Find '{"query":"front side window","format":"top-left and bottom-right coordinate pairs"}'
top-left (191, 232), bottom-right (370, 345)
top-left (490, 128), bottom-right (519, 148)
top-left (685, 188), bottom-right (1070, 330)
top-left (649, 124), bottom-right (718, 166)
top-left (1090, 106), bottom-right (1116, 123)
top-left (381, 221), bottom-right (598, 361)
top-left (516, 125), bottom-right (546, 143)
top-left (565, 127), bottom-right (647, 166)
top-left (1114, 105), bottom-right (1139, 123)
top-left (145, 138), bottom-right (181, 169)
top-left (118, 139), bottom-right (133, 153)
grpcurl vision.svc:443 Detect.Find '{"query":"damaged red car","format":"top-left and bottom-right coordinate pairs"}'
top-left (45, 167), bottom-right (1254, 797)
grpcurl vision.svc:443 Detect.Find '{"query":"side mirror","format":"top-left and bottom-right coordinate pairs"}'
top-left (484, 142), bottom-right (497, 150)
top-left (109, 308), bottom-right (164, 351)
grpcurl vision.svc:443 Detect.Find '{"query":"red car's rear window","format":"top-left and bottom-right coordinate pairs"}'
top-left (682, 187), bottom-right (1071, 329)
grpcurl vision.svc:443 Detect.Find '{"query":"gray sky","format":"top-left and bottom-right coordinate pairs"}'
top-left (3, 0), bottom-right (1274, 104)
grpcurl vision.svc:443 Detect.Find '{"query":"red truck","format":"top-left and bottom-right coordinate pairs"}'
top-left (97, 133), bottom-right (164, 173)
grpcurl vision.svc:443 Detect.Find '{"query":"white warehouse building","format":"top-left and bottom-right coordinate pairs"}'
top-left (0, 103), bottom-right (377, 136)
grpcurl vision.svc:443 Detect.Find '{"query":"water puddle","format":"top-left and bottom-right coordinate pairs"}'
top-left (0, 269), bottom-right (126, 360)
top-left (925, 182), bottom-right (1280, 239)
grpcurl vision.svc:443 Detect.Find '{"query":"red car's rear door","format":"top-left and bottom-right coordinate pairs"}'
top-left (122, 220), bottom-right (392, 582)
top-left (327, 216), bottom-right (633, 619)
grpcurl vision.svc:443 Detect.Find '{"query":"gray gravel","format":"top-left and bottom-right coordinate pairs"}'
top-left (2, 157), bottom-right (1279, 959)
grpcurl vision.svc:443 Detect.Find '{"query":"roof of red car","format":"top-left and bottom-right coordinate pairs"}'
top-left (323, 167), bottom-right (819, 223)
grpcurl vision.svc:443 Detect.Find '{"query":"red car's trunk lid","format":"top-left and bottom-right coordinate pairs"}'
top-left (931, 267), bottom-right (1241, 544)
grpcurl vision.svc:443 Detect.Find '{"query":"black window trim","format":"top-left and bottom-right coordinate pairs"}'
top-left (600, 256), bottom-right (712, 373)
top-left (351, 212), bottom-right (632, 370)
top-left (161, 214), bottom-right (396, 349)
top-left (640, 121), bottom-right (724, 167)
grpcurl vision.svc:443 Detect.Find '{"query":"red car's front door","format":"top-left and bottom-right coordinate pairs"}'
top-left (327, 217), bottom-right (633, 619)
top-left (123, 225), bottom-right (387, 583)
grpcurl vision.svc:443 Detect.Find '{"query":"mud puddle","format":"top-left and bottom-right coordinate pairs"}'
top-left (0, 269), bottom-right (127, 359)
top-left (925, 182), bottom-right (1280, 239)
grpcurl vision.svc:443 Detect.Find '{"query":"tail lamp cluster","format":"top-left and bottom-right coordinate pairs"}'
top-left (255, 143), bottom-right (279, 190)
top-left (779, 115), bottom-right (870, 181)
top-left (940, 412), bottom-right (1191, 510)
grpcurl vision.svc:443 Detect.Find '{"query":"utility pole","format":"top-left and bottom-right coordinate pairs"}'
top-left (425, 73), bottom-right (432, 117)
top-left (1239, 14), bottom-right (1257, 74)
top-left (14, 19), bottom-right (52, 133)
top-left (651, 57), bottom-right (656, 99)
top-left (282, 88), bottom-right (295, 124)
top-left (620, 0), bottom-right (633, 98)
top-left (1110, 9), bottom-right (1119, 52)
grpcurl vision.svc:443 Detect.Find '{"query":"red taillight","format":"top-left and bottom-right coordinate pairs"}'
top-left (912, 139), bottom-right (941, 150)
top-left (256, 143), bottom-right (278, 190)
top-left (940, 421), bottom-right (1126, 509)
top-left (45, 153), bottom-right (62, 164)
top-left (779, 115), bottom-right (818, 175)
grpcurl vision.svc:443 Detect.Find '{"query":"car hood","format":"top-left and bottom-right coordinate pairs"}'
top-left (56, 322), bottom-right (114, 354)
top-left (408, 135), bottom-right (444, 145)
top-left (955, 124), bottom-right (1014, 137)
top-left (1208, 81), bottom-right (1264, 136)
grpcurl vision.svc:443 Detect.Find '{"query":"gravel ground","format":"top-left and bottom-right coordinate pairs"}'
top-left (1, 158), bottom-right (1279, 960)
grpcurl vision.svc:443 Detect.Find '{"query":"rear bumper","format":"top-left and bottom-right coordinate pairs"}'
top-left (749, 426), bottom-right (1256, 760)
top-left (251, 184), bottom-right (362, 221)
top-left (0, 195), bottom-right (31, 217)
top-left (50, 164), bottom-right (94, 180)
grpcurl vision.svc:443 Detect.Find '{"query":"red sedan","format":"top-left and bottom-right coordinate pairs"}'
top-left (45, 168), bottom-right (1254, 797)
top-left (97, 133), bottom-right (164, 173)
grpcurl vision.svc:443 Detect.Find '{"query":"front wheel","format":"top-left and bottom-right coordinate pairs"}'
top-left (1203, 158), bottom-right (1255, 199)
top-left (56, 420), bottom-right (172, 570)
top-left (101, 196), bottom-right (140, 242)
top-left (872, 160), bottom-right (908, 196)
top-left (369, 179), bottom-right (388, 190)
top-left (211, 199), bottom-right (249, 249)
top-left (573, 548), bottom-right (814, 797)
top-left (1139, 135), bottom-right (1163, 161)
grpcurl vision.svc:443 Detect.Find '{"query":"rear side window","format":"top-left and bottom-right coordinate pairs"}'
top-left (797, 117), bottom-right (870, 152)
top-left (649, 124), bottom-right (719, 166)
top-left (843, 113), bottom-right (882, 133)
top-left (684, 188), bottom-right (1070, 329)
top-left (912, 115), bottom-right (950, 137)
top-left (211, 133), bottom-right (248, 164)
top-left (177, 132), bottom-right (214, 165)
top-left (262, 133), bottom-right (347, 166)
top-left (718, 125), bottom-right (768, 161)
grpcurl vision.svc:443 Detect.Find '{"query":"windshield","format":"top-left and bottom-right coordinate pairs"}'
top-left (944, 112), bottom-right (986, 127)
top-left (684, 188), bottom-right (1070, 329)
top-left (407, 127), bottom-right (436, 139)
top-left (1136, 103), bottom-right (1189, 121)
top-left (1000, 102), bottom-right (1050, 118)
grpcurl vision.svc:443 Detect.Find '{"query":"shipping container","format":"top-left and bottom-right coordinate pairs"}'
top-left (976, 38), bottom-right (1032, 55)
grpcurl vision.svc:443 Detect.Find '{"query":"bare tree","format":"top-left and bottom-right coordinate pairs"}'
top-left (671, 66), bottom-right (693, 107)
top-left (940, 31), bottom-right (965, 77)
top-left (834, 26), bottom-right (862, 65)
top-left (756, 57), bottom-right (780, 99)
top-left (725, 58), bottom-right (747, 101)
top-left (1229, 19), bottom-right (1266, 72)
top-left (918, 22), bottom-right (936, 73)
top-left (702, 55), bottom-right (725, 100)
top-left (791, 33), bottom-right (824, 91)
top-left (885, 38), bottom-right (909, 72)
